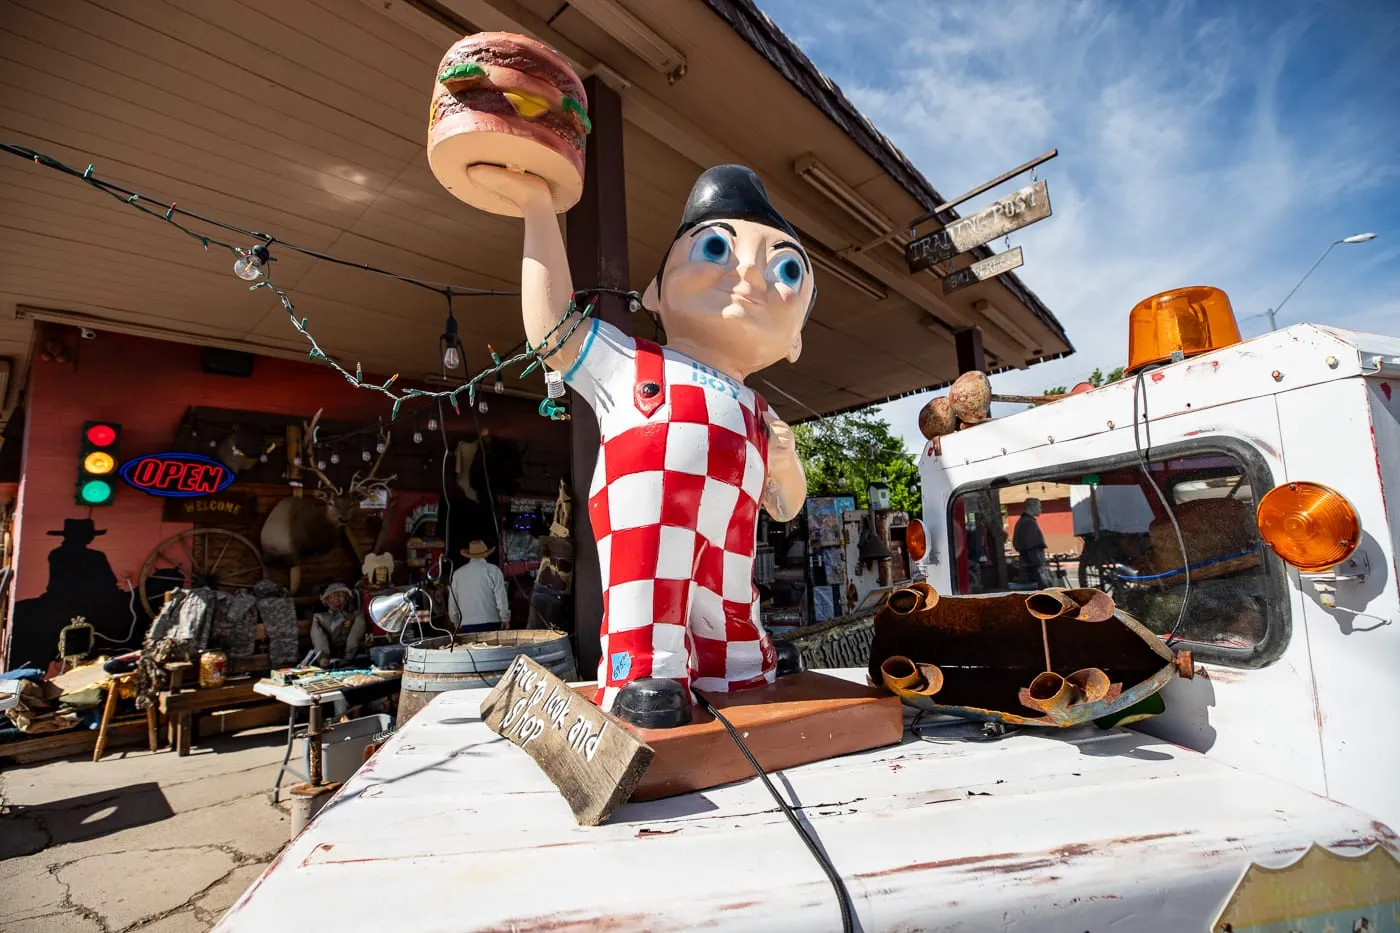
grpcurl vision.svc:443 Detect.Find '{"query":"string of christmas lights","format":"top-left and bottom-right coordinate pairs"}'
top-left (2, 143), bottom-right (641, 419)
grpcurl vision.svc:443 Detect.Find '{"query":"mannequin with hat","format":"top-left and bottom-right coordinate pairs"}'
top-left (467, 162), bottom-right (814, 727)
top-left (310, 582), bottom-right (367, 664)
top-left (447, 540), bottom-right (511, 632)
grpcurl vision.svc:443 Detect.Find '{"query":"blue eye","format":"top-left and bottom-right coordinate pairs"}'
top-left (690, 232), bottom-right (731, 265)
top-left (767, 253), bottom-right (805, 289)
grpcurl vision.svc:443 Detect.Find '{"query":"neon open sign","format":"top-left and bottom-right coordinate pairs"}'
top-left (119, 453), bottom-right (235, 498)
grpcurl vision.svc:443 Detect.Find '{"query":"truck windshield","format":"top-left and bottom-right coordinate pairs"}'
top-left (948, 444), bottom-right (1288, 666)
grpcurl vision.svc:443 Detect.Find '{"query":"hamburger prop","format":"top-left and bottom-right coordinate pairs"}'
top-left (425, 33), bottom-right (902, 827)
top-left (428, 33), bottom-right (590, 216)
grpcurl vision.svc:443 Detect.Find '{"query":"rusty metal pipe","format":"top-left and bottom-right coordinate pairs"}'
top-left (1019, 671), bottom-right (1075, 717)
top-left (1066, 668), bottom-right (1111, 704)
top-left (1025, 589), bottom-right (1077, 621)
top-left (879, 655), bottom-right (945, 698)
top-left (887, 581), bottom-right (939, 616)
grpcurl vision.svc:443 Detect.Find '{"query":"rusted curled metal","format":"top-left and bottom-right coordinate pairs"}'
top-left (1019, 672), bottom-right (1074, 718)
top-left (1024, 587), bottom-right (1115, 623)
top-left (887, 581), bottom-right (939, 617)
top-left (1025, 589), bottom-right (1077, 621)
top-left (880, 655), bottom-right (945, 698)
top-left (1066, 667), bottom-right (1111, 703)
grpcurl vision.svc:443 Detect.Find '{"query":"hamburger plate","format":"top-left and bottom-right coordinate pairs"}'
top-left (428, 33), bottom-right (590, 216)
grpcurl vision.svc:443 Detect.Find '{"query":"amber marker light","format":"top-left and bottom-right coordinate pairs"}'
top-left (1256, 481), bottom-right (1360, 572)
top-left (906, 519), bottom-right (928, 563)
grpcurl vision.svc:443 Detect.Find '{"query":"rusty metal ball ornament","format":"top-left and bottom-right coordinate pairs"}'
top-left (948, 371), bottom-right (992, 424)
top-left (918, 396), bottom-right (957, 440)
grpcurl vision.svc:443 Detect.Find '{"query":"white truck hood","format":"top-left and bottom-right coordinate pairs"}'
top-left (216, 671), bottom-right (1398, 932)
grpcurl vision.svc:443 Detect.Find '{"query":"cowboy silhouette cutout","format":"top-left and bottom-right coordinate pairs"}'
top-left (8, 518), bottom-right (132, 669)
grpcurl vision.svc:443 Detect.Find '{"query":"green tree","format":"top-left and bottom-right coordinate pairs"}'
top-left (1045, 366), bottom-right (1125, 395)
top-left (792, 410), bottom-right (922, 515)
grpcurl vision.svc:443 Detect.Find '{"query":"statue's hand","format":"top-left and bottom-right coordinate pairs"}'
top-left (466, 165), bottom-right (552, 210)
top-left (763, 409), bottom-right (796, 461)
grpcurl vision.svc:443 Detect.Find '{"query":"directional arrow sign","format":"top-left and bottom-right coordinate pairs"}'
top-left (941, 246), bottom-right (1025, 295)
top-left (906, 180), bottom-right (1051, 273)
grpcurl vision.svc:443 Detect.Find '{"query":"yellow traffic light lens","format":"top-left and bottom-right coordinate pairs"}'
top-left (84, 451), bottom-right (116, 475)
top-left (1256, 481), bottom-right (1360, 572)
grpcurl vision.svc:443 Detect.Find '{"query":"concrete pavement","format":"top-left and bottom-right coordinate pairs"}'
top-left (1, 727), bottom-right (292, 932)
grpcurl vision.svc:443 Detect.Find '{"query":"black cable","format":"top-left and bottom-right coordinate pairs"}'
top-left (692, 687), bottom-right (857, 933)
top-left (1132, 370), bottom-right (1191, 645)
top-left (1, 143), bottom-right (517, 299)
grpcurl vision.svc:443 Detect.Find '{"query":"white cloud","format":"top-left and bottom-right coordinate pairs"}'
top-left (757, 0), bottom-right (1400, 453)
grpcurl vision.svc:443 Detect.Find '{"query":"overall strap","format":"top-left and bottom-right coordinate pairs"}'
top-left (632, 337), bottom-right (667, 417)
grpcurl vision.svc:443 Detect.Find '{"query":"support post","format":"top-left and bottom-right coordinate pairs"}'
top-left (565, 74), bottom-right (631, 685)
top-left (955, 326), bottom-right (986, 374)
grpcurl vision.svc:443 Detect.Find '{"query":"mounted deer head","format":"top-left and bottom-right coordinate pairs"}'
top-left (260, 411), bottom-right (397, 566)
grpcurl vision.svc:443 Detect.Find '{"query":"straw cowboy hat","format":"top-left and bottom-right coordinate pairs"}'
top-left (461, 540), bottom-right (494, 560)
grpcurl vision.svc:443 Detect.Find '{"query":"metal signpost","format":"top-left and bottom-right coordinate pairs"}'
top-left (906, 180), bottom-right (1051, 273)
top-left (941, 246), bottom-right (1025, 295)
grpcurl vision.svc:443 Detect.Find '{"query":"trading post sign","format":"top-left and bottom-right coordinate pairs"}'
top-left (906, 179), bottom-right (1051, 273)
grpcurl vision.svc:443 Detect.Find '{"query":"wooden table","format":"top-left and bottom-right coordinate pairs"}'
top-left (159, 679), bottom-right (266, 756)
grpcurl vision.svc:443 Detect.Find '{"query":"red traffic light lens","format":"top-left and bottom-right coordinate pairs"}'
top-left (86, 424), bottom-right (117, 447)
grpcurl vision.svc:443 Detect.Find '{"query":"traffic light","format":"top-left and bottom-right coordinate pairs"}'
top-left (77, 421), bottom-right (121, 506)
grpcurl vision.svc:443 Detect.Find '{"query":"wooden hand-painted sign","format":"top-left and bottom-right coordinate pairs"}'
top-left (161, 491), bottom-right (255, 523)
top-left (119, 452), bottom-right (235, 499)
top-left (906, 180), bottom-right (1051, 273)
top-left (942, 246), bottom-right (1026, 295)
top-left (1212, 843), bottom-right (1400, 932)
top-left (480, 653), bottom-right (654, 826)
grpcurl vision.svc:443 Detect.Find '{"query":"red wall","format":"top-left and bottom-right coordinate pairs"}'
top-left (5, 327), bottom-right (564, 665)
top-left (1004, 499), bottom-right (1077, 556)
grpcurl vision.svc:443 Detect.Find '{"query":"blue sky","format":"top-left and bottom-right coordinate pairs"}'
top-left (755, 0), bottom-right (1400, 453)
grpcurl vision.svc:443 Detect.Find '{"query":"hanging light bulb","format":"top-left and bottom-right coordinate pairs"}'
top-left (330, 451), bottom-right (340, 465)
top-left (440, 298), bottom-right (463, 371)
top-left (493, 372), bottom-right (504, 394)
top-left (427, 417), bottom-right (439, 432)
top-left (208, 439), bottom-right (217, 448)
top-left (361, 448), bottom-right (372, 462)
top-left (478, 399), bottom-right (489, 414)
top-left (260, 453), bottom-right (269, 463)
top-left (233, 244), bottom-right (270, 281)
top-left (375, 440), bottom-right (386, 454)
top-left (413, 430), bottom-right (423, 444)
top-left (317, 459), bottom-right (327, 470)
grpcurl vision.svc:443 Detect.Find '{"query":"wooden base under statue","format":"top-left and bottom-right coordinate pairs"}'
top-left (575, 671), bottom-right (905, 802)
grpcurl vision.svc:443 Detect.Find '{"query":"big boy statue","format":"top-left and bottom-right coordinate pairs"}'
top-left (427, 34), bottom-right (813, 728)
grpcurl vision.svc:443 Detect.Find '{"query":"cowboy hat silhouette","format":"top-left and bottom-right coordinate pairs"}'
top-left (46, 518), bottom-right (107, 543)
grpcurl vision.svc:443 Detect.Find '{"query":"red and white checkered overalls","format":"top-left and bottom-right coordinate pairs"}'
top-left (562, 318), bottom-right (779, 710)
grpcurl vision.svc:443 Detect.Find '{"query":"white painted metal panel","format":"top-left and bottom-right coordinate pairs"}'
top-left (1273, 376), bottom-right (1400, 830)
top-left (213, 678), bottom-right (1397, 933)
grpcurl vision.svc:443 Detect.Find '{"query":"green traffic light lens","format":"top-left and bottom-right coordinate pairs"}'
top-left (80, 480), bottom-right (113, 505)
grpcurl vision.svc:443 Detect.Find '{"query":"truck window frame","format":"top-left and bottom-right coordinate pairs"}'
top-left (943, 435), bottom-right (1291, 669)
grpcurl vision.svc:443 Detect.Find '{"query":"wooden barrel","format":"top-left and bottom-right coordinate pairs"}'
top-left (397, 630), bottom-right (576, 724)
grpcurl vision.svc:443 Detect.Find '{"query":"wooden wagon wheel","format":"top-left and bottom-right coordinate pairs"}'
top-left (139, 528), bottom-right (266, 617)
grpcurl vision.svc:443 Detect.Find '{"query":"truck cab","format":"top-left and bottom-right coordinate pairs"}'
top-left (914, 296), bottom-right (1400, 832)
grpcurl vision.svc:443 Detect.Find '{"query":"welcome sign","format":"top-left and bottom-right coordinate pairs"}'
top-left (119, 452), bottom-right (235, 499)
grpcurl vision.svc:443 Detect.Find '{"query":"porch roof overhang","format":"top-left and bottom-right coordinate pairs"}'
top-left (0, 0), bottom-right (1072, 429)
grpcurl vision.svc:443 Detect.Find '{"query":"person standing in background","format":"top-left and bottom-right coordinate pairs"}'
top-left (1012, 498), bottom-right (1054, 588)
top-left (448, 540), bottom-right (510, 632)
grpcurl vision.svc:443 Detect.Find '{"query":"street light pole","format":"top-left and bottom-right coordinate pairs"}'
top-left (1253, 232), bottom-right (1377, 331)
